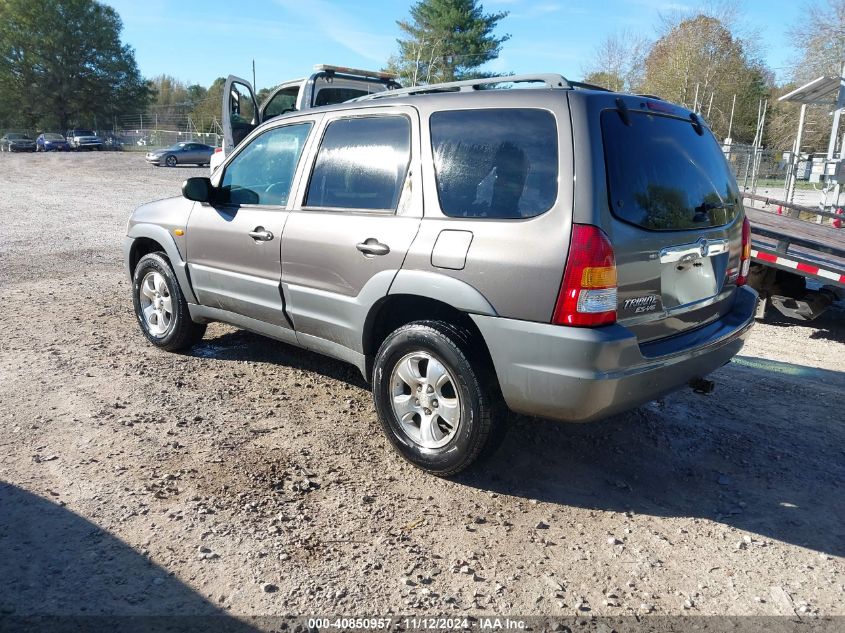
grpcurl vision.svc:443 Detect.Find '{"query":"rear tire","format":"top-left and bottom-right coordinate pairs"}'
top-left (372, 320), bottom-right (504, 476)
top-left (132, 252), bottom-right (206, 351)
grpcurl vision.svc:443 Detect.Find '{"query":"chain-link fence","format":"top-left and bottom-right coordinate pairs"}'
top-left (1, 115), bottom-right (223, 151)
top-left (723, 143), bottom-right (787, 192)
top-left (110, 113), bottom-right (222, 151)
top-left (723, 143), bottom-right (844, 210)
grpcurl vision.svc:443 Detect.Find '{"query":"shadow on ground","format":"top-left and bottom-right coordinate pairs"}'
top-left (0, 482), bottom-right (258, 631)
top-left (188, 329), bottom-right (845, 558)
top-left (459, 356), bottom-right (845, 558)
top-left (190, 329), bottom-right (368, 388)
top-left (760, 300), bottom-right (845, 343)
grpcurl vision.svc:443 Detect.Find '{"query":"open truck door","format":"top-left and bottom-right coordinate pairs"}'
top-left (222, 75), bottom-right (259, 154)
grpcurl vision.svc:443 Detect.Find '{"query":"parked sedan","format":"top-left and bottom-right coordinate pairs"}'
top-left (146, 142), bottom-right (214, 167)
top-left (0, 133), bottom-right (37, 152)
top-left (36, 133), bottom-right (70, 152)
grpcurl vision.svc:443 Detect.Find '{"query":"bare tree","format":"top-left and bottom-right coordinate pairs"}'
top-left (766, 1), bottom-right (845, 152)
top-left (788, 0), bottom-right (845, 82)
top-left (582, 31), bottom-right (649, 92)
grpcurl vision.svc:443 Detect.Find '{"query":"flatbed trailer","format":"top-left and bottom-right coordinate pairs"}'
top-left (742, 193), bottom-right (845, 320)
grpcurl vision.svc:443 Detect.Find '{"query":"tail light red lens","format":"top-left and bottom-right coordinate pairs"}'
top-left (552, 224), bottom-right (617, 327)
top-left (736, 217), bottom-right (751, 286)
top-left (214, 147), bottom-right (222, 153)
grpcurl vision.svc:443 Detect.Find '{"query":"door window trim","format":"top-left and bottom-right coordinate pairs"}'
top-left (293, 107), bottom-right (420, 217)
top-left (211, 116), bottom-right (321, 211)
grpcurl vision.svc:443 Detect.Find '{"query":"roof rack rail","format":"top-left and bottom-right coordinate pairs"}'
top-left (353, 73), bottom-right (571, 102)
top-left (636, 94), bottom-right (664, 100)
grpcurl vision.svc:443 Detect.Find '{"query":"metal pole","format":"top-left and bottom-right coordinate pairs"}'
top-left (786, 103), bottom-right (808, 205)
top-left (727, 94), bottom-right (736, 140)
top-left (743, 100), bottom-right (763, 190)
top-left (826, 61), bottom-right (845, 160)
top-left (252, 59), bottom-right (256, 90)
top-left (751, 99), bottom-right (767, 196)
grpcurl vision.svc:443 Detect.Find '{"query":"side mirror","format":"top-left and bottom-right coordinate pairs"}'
top-left (182, 177), bottom-right (213, 203)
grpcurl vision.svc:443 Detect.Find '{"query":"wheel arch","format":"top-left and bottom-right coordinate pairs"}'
top-left (124, 224), bottom-right (197, 303)
top-left (362, 293), bottom-right (498, 386)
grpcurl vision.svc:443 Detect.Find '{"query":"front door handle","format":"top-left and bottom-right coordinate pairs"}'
top-left (356, 239), bottom-right (390, 256)
top-left (248, 227), bottom-right (274, 241)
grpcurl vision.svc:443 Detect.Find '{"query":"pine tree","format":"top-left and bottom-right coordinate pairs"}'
top-left (387, 0), bottom-right (509, 86)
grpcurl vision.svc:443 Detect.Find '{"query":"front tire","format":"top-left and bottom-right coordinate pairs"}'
top-left (165, 155), bottom-right (177, 167)
top-left (132, 252), bottom-right (205, 351)
top-left (372, 321), bottom-right (503, 476)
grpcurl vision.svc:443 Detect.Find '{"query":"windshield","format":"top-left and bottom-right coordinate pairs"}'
top-left (7, 133), bottom-right (26, 140)
top-left (166, 143), bottom-right (188, 151)
top-left (602, 110), bottom-right (740, 231)
top-left (74, 130), bottom-right (95, 136)
top-left (43, 133), bottom-right (64, 140)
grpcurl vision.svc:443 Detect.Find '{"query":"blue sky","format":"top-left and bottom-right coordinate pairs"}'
top-left (104, 0), bottom-right (802, 91)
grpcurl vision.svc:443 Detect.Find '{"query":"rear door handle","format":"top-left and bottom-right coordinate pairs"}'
top-left (248, 227), bottom-right (274, 241)
top-left (356, 239), bottom-right (390, 256)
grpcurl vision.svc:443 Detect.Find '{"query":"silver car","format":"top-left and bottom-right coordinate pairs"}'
top-left (0, 132), bottom-right (36, 152)
top-left (124, 74), bottom-right (756, 475)
top-left (145, 142), bottom-right (215, 167)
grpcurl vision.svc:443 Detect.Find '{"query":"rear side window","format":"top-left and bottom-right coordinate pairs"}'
top-left (430, 109), bottom-right (558, 219)
top-left (305, 116), bottom-right (410, 211)
top-left (602, 110), bottom-right (740, 230)
top-left (313, 87), bottom-right (370, 107)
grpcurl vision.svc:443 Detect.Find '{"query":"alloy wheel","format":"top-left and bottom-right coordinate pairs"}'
top-left (138, 271), bottom-right (173, 336)
top-left (389, 351), bottom-right (462, 449)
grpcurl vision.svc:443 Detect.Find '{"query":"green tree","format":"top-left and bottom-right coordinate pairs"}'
top-left (640, 14), bottom-right (769, 143)
top-left (0, 0), bottom-right (150, 131)
top-left (189, 77), bottom-right (226, 133)
top-left (387, 0), bottom-right (509, 86)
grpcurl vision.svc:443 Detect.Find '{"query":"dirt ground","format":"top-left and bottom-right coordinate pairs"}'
top-left (0, 153), bottom-right (843, 625)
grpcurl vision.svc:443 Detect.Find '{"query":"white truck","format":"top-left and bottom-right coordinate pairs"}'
top-left (210, 64), bottom-right (400, 172)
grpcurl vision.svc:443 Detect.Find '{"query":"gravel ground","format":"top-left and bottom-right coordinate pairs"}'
top-left (0, 153), bottom-right (843, 624)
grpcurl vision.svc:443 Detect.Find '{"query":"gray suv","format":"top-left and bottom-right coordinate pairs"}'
top-left (124, 74), bottom-right (757, 475)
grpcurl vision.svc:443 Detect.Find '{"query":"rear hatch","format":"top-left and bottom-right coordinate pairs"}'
top-left (574, 92), bottom-right (745, 344)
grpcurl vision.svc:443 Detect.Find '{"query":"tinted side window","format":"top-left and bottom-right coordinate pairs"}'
top-left (430, 109), bottom-right (558, 219)
top-left (313, 87), bottom-right (369, 107)
top-left (305, 116), bottom-right (410, 211)
top-left (221, 122), bottom-right (312, 206)
top-left (601, 110), bottom-right (740, 230)
top-left (264, 89), bottom-right (298, 118)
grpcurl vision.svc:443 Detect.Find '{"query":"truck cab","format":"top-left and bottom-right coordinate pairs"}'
top-left (211, 65), bottom-right (401, 172)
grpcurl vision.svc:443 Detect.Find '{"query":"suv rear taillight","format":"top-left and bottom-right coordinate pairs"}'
top-left (552, 224), bottom-right (617, 327)
top-left (214, 147), bottom-right (222, 153)
top-left (736, 217), bottom-right (751, 286)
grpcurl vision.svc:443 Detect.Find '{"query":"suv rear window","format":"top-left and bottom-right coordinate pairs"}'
top-left (430, 109), bottom-right (558, 219)
top-left (602, 110), bottom-right (740, 230)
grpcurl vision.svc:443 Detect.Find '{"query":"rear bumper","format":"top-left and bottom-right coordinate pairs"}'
top-left (471, 286), bottom-right (758, 422)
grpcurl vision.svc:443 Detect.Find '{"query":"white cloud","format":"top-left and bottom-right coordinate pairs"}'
top-left (272, 0), bottom-right (396, 64)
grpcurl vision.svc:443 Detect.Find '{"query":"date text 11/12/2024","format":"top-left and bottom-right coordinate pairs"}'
top-left (305, 617), bottom-right (527, 630)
